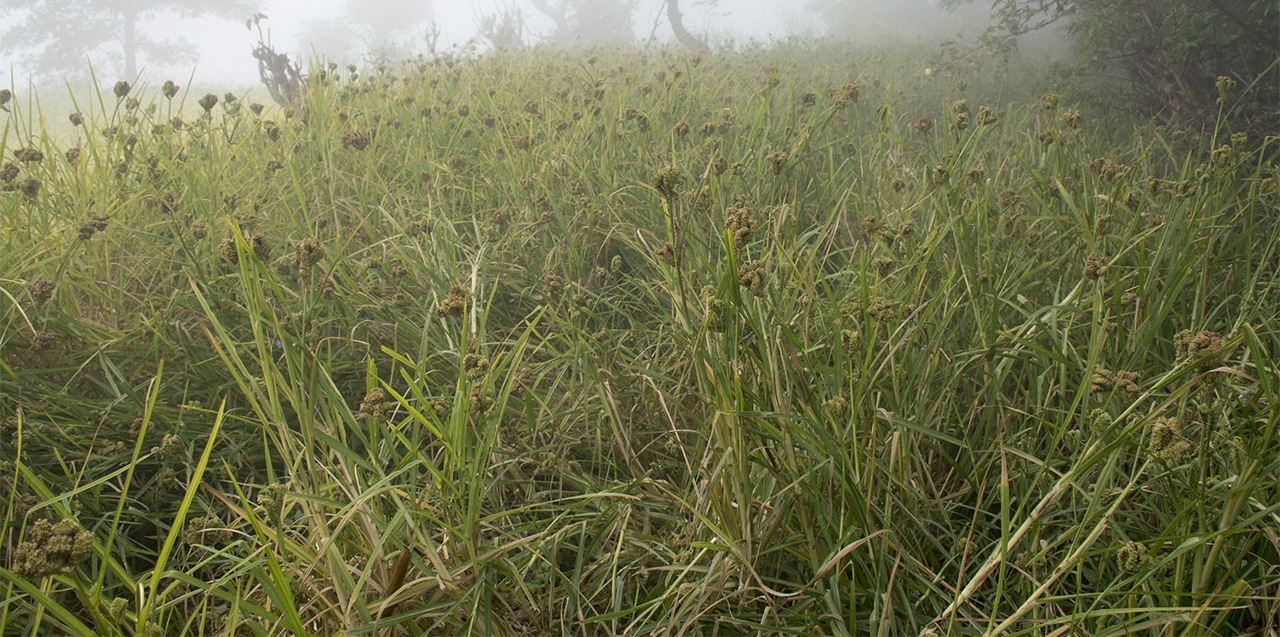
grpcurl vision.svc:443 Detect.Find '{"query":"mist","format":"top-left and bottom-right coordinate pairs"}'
top-left (0, 0), bottom-right (1013, 92)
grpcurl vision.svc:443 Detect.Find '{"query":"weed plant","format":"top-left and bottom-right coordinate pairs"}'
top-left (1, 43), bottom-right (1278, 636)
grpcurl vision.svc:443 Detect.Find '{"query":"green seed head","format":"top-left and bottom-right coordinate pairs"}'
top-left (737, 260), bottom-right (767, 297)
top-left (436, 284), bottom-right (470, 318)
top-left (1083, 254), bottom-right (1105, 280)
top-left (359, 388), bottom-right (389, 420)
top-left (11, 518), bottom-right (95, 580)
top-left (217, 237), bottom-right (239, 266)
top-left (725, 204), bottom-right (756, 249)
top-left (157, 433), bottom-right (184, 461)
top-left (1148, 417), bottom-right (1194, 466)
top-left (866, 297), bottom-right (895, 322)
top-left (824, 396), bottom-right (850, 420)
top-left (258, 483), bottom-right (288, 526)
top-left (249, 234), bottom-right (271, 262)
top-left (651, 163), bottom-right (684, 200)
top-left (1215, 76), bottom-right (1236, 100)
top-left (841, 329), bottom-right (861, 359)
top-left (295, 237), bottom-right (325, 269)
top-left (705, 298), bottom-right (727, 332)
top-left (766, 151), bottom-right (788, 175)
top-left (1174, 330), bottom-right (1223, 367)
top-left (1116, 541), bottom-right (1150, 573)
top-left (468, 382), bottom-right (494, 413)
top-left (464, 354), bottom-right (490, 380)
top-left (655, 242), bottom-right (675, 265)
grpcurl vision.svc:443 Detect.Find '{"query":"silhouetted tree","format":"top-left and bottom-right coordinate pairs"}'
top-left (0, 0), bottom-right (259, 80)
top-left (532, 0), bottom-right (636, 47)
top-left (477, 5), bottom-right (528, 50)
top-left (665, 0), bottom-right (705, 52)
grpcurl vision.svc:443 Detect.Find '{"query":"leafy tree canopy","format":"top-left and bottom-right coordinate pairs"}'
top-left (943, 0), bottom-right (1278, 130)
top-left (0, 0), bottom-right (258, 81)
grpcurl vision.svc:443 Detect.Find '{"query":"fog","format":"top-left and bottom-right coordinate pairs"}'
top-left (0, 0), bottom-right (1001, 91)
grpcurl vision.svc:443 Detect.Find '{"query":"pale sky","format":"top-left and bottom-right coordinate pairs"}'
top-left (2, 0), bottom-right (817, 90)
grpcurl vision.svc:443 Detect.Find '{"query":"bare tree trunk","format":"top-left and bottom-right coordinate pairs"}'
top-left (665, 0), bottom-right (704, 52)
top-left (123, 9), bottom-right (137, 78)
top-left (531, 0), bottom-right (570, 35)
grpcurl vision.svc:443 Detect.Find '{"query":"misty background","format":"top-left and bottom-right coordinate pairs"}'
top-left (1, 0), bottom-right (1004, 91)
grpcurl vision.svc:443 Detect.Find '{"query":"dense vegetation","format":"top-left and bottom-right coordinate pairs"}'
top-left (2, 43), bottom-right (1278, 636)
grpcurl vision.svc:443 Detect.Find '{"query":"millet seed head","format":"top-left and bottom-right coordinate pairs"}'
top-left (436, 284), bottom-right (470, 318)
top-left (542, 272), bottom-right (565, 297)
top-left (359, 388), bottom-right (390, 420)
top-left (217, 237), bottom-right (239, 266)
top-left (651, 163), bottom-right (684, 200)
top-left (28, 280), bottom-right (55, 305)
top-left (737, 260), bottom-right (767, 297)
top-left (1148, 417), bottom-right (1194, 466)
top-left (11, 518), bottom-right (95, 581)
top-left (295, 237), bottom-right (325, 269)
top-left (249, 234), bottom-right (271, 262)
top-left (1116, 541), bottom-right (1150, 573)
top-left (464, 354), bottom-right (490, 380)
top-left (655, 242), bottom-right (675, 265)
top-left (1083, 254), bottom-right (1106, 280)
top-left (257, 483), bottom-right (288, 526)
top-left (725, 204), bottom-right (756, 249)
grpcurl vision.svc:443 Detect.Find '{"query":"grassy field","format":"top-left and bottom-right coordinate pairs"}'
top-left (2, 43), bottom-right (1279, 636)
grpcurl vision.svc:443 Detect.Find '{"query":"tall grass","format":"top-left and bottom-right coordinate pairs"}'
top-left (1, 42), bottom-right (1278, 636)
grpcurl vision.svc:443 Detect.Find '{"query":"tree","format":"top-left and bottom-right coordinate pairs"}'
top-left (477, 4), bottom-right (528, 51)
top-left (808, 0), bottom-right (978, 44)
top-left (531, 0), bottom-right (636, 47)
top-left (344, 0), bottom-right (431, 39)
top-left (664, 0), bottom-right (705, 52)
top-left (0, 0), bottom-right (258, 81)
top-left (944, 0), bottom-right (1279, 130)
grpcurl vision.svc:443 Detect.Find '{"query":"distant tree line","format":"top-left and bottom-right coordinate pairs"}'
top-left (942, 0), bottom-right (1279, 132)
top-left (0, 0), bottom-right (258, 80)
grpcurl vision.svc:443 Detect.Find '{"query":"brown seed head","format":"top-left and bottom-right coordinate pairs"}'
top-left (28, 279), bottom-right (55, 305)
